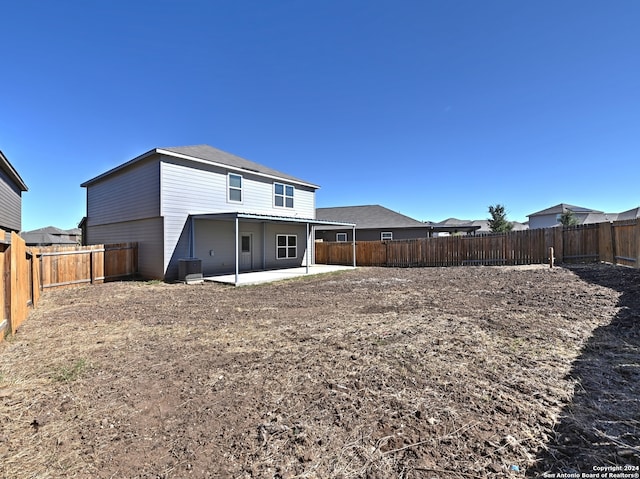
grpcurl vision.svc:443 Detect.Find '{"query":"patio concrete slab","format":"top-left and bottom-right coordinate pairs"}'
top-left (203, 265), bottom-right (355, 286)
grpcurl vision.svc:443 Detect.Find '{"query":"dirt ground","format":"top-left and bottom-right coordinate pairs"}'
top-left (1, 264), bottom-right (639, 478)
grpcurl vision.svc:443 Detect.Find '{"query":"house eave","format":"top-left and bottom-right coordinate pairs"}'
top-left (81, 147), bottom-right (320, 190)
top-left (0, 150), bottom-right (28, 192)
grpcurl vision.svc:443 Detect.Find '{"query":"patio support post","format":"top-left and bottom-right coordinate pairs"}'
top-left (305, 222), bottom-right (310, 274)
top-left (262, 222), bottom-right (266, 270)
top-left (352, 225), bottom-right (356, 268)
top-left (235, 217), bottom-right (239, 286)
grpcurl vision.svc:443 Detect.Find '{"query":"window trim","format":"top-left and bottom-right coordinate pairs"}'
top-left (274, 182), bottom-right (294, 209)
top-left (381, 231), bottom-right (393, 241)
top-left (276, 234), bottom-right (297, 259)
top-left (336, 232), bottom-right (348, 242)
top-left (228, 173), bottom-right (243, 203)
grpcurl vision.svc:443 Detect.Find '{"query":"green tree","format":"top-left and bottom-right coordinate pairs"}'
top-left (488, 204), bottom-right (513, 232)
top-left (559, 209), bottom-right (579, 226)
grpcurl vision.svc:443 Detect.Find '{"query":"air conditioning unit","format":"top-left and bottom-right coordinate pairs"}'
top-left (178, 258), bottom-right (203, 283)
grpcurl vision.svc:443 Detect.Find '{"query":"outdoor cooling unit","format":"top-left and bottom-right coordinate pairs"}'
top-left (178, 258), bottom-right (203, 283)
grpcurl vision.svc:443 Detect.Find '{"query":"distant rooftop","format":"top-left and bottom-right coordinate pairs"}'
top-left (317, 205), bottom-right (429, 229)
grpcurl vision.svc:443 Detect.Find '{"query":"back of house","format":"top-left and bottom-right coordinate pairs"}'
top-left (81, 145), bottom-right (324, 280)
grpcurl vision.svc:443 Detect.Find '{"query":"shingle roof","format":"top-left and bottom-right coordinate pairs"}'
top-left (20, 232), bottom-right (78, 246)
top-left (528, 203), bottom-right (602, 217)
top-left (316, 205), bottom-right (428, 229)
top-left (82, 145), bottom-right (318, 188)
top-left (24, 226), bottom-right (81, 235)
top-left (617, 207), bottom-right (640, 220)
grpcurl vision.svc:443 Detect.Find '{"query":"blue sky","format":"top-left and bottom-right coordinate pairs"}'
top-left (2, 0), bottom-right (639, 231)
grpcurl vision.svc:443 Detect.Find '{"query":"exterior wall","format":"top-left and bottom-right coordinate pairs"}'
top-left (86, 217), bottom-right (164, 279)
top-left (160, 158), bottom-right (315, 218)
top-left (192, 220), bottom-right (263, 275)
top-left (264, 222), bottom-right (308, 269)
top-left (85, 158), bottom-right (163, 278)
top-left (192, 219), bottom-right (308, 275)
top-left (316, 227), bottom-right (430, 242)
top-left (161, 158), bottom-right (315, 277)
top-left (86, 159), bottom-right (160, 226)
top-left (529, 213), bottom-right (590, 230)
top-left (0, 167), bottom-right (22, 232)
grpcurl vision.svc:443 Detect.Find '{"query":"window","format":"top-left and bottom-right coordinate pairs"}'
top-left (228, 173), bottom-right (242, 202)
top-left (274, 183), bottom-right (294, 208)
top-left (336, 232), bottom-right (347, 242)
top-left (381, 231), bottom-right (393, 240)
top-left (241, 235), bottom-right (251, 253)
top-left (276, 234), bottom-right (297, 259)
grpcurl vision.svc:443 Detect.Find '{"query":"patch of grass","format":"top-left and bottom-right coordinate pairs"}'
top-left (52, 359), bottom-right (87, 382)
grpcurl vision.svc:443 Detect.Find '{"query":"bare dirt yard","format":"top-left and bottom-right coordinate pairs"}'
top-left (1, 264), bottom-right (639, 478)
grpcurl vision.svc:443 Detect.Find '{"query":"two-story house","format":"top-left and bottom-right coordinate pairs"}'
top-left (81, 145), bottom-right (353, 281)
top-left (0, 150), bottom-right (28, 243)
top-left (527, 203), bottom-right (614, 229)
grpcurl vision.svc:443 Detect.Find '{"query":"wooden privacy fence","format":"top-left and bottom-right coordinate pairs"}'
top-left (33, 243), bottom-right (138, 289)
top-left (1, 239), bottom-right (137, 340)
top-left (316, 220), bottom-right (640, 269)
top-left (1, 233), bottom-right (41, 339)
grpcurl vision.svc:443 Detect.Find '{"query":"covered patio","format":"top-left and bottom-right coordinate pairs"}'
top-left (187, 212), bottom-right (356, 286)
top-left (203, 264), bottom-right (355, 286)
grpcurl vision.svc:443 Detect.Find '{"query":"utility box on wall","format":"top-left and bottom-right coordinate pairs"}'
top-left (178, 258), bottom-right (203, 283)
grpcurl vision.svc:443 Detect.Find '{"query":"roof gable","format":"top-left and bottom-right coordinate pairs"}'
top-left (82, 145), bottom-right (318, 189)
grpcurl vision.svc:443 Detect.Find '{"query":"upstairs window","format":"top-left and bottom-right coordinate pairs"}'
top-left (276, 234), bottom-right (297, 259)
top-left (274, 183), bottom-right (294, 208)
top-left (228, 173), bottom-right (242, 203)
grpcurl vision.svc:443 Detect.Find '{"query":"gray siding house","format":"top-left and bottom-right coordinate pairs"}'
top-left (316, 205), bottom-right (432, 241)
top-left (0, 150), bottom-right (28, 243)
top-left (527, 203), bottom-right (615, 229)
top-left (82, 145), bottom-right (351, 281)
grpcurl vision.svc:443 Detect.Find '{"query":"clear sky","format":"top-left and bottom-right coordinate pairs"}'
top-left (2, 0), bottom-right (639, 231)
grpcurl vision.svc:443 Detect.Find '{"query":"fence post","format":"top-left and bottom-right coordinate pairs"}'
top-left (90, 250), bottom-right (95, 284)
top-left (0, 245), bottom-right (7, 340)
top-left (636, 221), bottom-right (640, 269)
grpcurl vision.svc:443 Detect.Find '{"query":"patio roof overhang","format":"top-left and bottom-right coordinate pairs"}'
top-left (191, 212), bottom-right (355, 228)
top-left (188, 212), bottom-right (356, 285)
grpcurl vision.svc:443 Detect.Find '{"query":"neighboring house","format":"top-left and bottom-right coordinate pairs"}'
top-left (431, 218), bottom-right (483, 236)
top-left (615, 206), bottom-right (640, 221)
top-left (0, 150), bottom-right (28, 243)
top-left (432, 218), bottom-right (528, 236)
top-left (315, 205), bottom-right (433, 242)
top-left (527, 203), bottom-right (617, 229)
top-left (21, 226), bottom-right (81, 246)
top-left (81, 145), bottom-right (352, 280)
